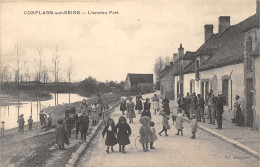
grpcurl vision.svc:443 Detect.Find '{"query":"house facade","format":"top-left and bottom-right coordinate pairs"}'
top-left (160, 1), bottom-right (260, 129)
top-left (124, 73), bottom-right (153, 92)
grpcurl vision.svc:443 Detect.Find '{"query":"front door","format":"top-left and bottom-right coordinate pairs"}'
top-left (222, 79), bottom-right (229, 106)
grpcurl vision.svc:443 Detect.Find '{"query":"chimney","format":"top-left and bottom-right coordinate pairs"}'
top-left (204, 24), bottom-right (214, 42)
top-left (170, 62), bottom-right (173, 65)
top-left (218, 16), bottom-right (230, 33)
top-left (173, 53), bottom-right (178, 62)
top-left (178, 44), bottom-right (184, 59)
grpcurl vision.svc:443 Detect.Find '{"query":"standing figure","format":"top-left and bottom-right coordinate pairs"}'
top-left (56, 119), bottom-right (69, 150)
top-left (126, 97), bottom-right (136, 123)
top-left (185, 93), bottom-right (191, 119)
top-left (40, 110), bottom-right (47, 126)
top-left (1, 121), bottom-right (5, 139)
top-left (28, 116), bottom-right (33, 130)
top-left (17, 114), bottom-right (25, 133)
top-left (152, 94), bottom-right (160, 115)
top-left (91, 104), bottom-right (99, 126)
top-left (190, 114), bottom-right (197, 139)
top-left (102, 104), bottom-right (110, 126)
top-left (65, 106), bottom-right (70, 120)
top-left (120, 96), bottom-right (127, 115)
top-left (139, 116), bottom-right (152, 152)
top-left (177, 94), bottom-right (188, 119)
top-left (149, 122), bottom-right (157, 149)
top-left (75, 112), bottom-right (81, 139)
top-left (162, 97), bottom-right (170, 116)
top-left (175, 109), bottom-right (184, 136)
top-left (207, 90), bottom-right (216, 125)
top-left (158, 112), bottom-right (170, 136)
top-left (47, 114), bottom-right (52, 130)
top-left (79, 111), bottom-right (89, 142)
top-left (102, 118), bottom-right (117, 154)
top-left (115, 116), bottom-right (131, 154)
top-left (135, 92), bottom-right (144, 114)
top-left (216, 93), bottom-right (226, 130)
top-left (189, 93), bottom-right (198, 118)
top-left (66, 113), bottom-right (74, 137)
top-left (234, 95), bottom-right (243, 126)
top-left (197, 94), bottom-right (205, 123)
top-left (142, 98), bottom-right (151, 118)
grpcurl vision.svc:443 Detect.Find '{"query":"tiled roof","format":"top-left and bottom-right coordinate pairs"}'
top-left (183, 61), bottom-right (195, 74)
top-left (127, 73), bottom-right (153, 84)
top-left (199, 14), bottom-right (259, 71)
top-left (161, 59), bottom-right (181, 78)
top-left (182, 51), bottom-right (196, 60)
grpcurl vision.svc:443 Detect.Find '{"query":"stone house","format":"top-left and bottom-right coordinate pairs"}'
top-left (124, 73), bottom-right (153, 92)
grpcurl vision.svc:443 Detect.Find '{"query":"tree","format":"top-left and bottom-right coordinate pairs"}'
top-left (154, 56), bottom-right (165, 90)
top-left (164, 56), bottom-right (171, 66)
top-left (0, 65), bottom-right (11, 83)
top-left (67, 56), bottom-right (73, 103)
top-left (52, 44), bottom-right (60, 106)
top-left (36, 46), bottom-right (44, 112)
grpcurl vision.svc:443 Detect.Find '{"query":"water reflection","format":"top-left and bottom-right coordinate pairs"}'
top-left (0, 93), bottom-right (88, 130)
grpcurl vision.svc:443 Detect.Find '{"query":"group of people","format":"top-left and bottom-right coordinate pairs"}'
top-left (177, 90), bottom-right (226, 130)
top-left (55, 95), bottom-right (110, 150)
top-left (16, 114), bottom-right (35, 133)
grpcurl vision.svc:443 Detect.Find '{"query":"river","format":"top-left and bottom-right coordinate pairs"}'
top-left (0, 93), bottom-right (88, 130)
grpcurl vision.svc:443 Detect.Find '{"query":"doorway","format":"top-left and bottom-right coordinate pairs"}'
top-left (246, 78), bottom-right (253, 127)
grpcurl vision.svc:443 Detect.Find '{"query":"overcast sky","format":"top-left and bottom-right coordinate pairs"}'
top-left (0, 0), bottom-right (256, 82)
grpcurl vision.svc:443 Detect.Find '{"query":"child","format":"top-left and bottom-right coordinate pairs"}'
top-left (158, 112), bottom-right (170, 136)
top-left (126, 97), bottom-right (136, 123)
top-left (115, 116), bottom-right (131, 153)
top-left (175, 108), bottom-right (184, 136)
top-left (91, 104), bottom-right (99, 126)
top-left (66, 113), bottom-right (74, 137)
top-left (191, 114), bottom-right (197, 139)
top-left (142, 98), bottom-right (151, 118)
top-left (17, 114), bottom-right (25, 133)
top-left (102, 118), bottom-right (117, 153)
top-left (149, 121), bottom-right (157, 149)
top-left (1, 121), bottom-right (5, 139)
top-left (120, 96), bottom-right (127, 115)
top-left (28, 116), bottom-right (33, 130)
top-left (79, 111), bottom-right (89, 142)
top-left (47, 114), bottom-right (52, 130)
top-left (56, 119), bottom-right (69, 150)
top-left (139, 116), bottom-right (152, 152)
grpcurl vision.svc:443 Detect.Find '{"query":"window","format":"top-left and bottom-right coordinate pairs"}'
top-left (190, 80), bottom-right (195, 94)
top-left (205, 81), bottom-right (209, 104)
top-left (222, 79), bottom-right (229, 106)
top-left (246, 37), bottom-right (253, 71)
top-left (180, 83), bottom-right (183, 95)
top-left (190, 81), bottom-right (192, 94)
top-left (201, 82), bottom-right (205, 99)
top-left (195, 60), bottom-right (200, 80)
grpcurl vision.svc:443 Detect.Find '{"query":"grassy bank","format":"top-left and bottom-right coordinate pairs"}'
top-left (0, 93), bottom-right (121, 167)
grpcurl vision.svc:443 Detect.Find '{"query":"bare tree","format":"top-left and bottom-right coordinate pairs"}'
top-left (67, 56), bottom-right (73, 103)
top-left (24, 59), bottom-right (31, 82)
top-left (37, 46), bottom-right (44, 113)
top-left (52, 44), bottom-right (60, 106)
top-left (164, 56), bottom-right (171, 66)
top-left (13, 43), bottom-right (22, 121)
top-left (0, 65), bottom-right (10, 83)
top-left (42, 65), bottom-right (49, 84)
top-left (154, 56), bottom-right (165, 89)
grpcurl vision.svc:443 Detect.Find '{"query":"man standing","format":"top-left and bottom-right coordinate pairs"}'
top-left (79, 111), bottom-right (89, 142)
top-left (185, 93), bottom-right (191, 119)
top-left (207, 90), bottom-right (215, 125)
top-left (189, 93), bottom-right (197, 117)
top-left (197, 94), bottom-right (205, 123)
top-left (162, 97), bottom-right (170, 116)
top-left (215, 93), bottom-right (226, 130)
top-left (40, 110), bottom-right (47, 126)
top-left (177, 94), bottom-right (189, 119)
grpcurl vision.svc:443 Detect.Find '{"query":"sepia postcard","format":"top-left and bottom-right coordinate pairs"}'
top-left (0, 0), bottom-right (259, 167)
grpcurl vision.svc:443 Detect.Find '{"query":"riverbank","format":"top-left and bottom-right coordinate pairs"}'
top-left (0, 93), bottom-right (121, 167)
top-left (0, 91), bottom-right (52, 106)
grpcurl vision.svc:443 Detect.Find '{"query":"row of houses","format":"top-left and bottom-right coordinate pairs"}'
top-left (160, 1), bottom-right (260, 130)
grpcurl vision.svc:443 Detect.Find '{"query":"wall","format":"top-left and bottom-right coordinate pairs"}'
top-left (183, 72), bottom-right (195, 95)
top-left (174, 75), bottom-right (180, 99)
top-left (200, 63), bottom-right (245, 120)
top-left (160, 69), bottom-right (175, 99)
top-left (254, 56), bottom-right (260, 130)
top-left (138, 82), bottom-right (153, 90)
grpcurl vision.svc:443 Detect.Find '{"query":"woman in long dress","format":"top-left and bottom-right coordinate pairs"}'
top-left (152, 94), bottom-right (160, 115)
top-left (126, 97), bottom-right (136, 123)
top-left (234, 95), bottom-right (243, 126)
top-left (135, 92), bottom-right (144, 114)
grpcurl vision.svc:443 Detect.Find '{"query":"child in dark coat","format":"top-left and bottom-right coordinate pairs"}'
top-left (28, 116), bottom-right (33, 130)
top-left (102, 118), bottom-right (117, 153)
top-left (158, 112), bottom-right (170, 136)
top-left (115, 116), bottom-right (131, 153)
top-left (175, 108), bottom-right (184, 136)
top-left (142, 98), bottom-right (151, 118)
top-left (56, 119), bottom-right (69, 150)
top-left (17, 114), bottom-right (25, 133)
top-left (79, 111), bottom-right (89, 142)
